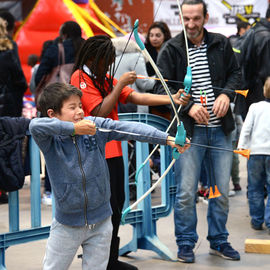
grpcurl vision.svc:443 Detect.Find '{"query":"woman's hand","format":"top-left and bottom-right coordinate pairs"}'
top-left (173, 89), bottom-right (191, 106)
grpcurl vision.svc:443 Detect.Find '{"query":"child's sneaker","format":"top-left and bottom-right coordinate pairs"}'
top-left (42, 192), bottom-right (52, 206)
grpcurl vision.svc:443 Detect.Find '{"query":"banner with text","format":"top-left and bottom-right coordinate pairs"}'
top-left (154, 0), bottom-right (269, 36)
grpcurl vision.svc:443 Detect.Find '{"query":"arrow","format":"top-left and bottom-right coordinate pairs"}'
top-left (187, 142), bottom-right (250, 159)
top-left (96, 127), bottom-right (250, 159)
top-left (136, 75), bottom-right (249, 97)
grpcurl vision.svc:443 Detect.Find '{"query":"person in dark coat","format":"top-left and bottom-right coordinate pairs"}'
top-left (0, 17), bottom-right (27, 117)
top-left (0, 17), bottom-right (28, 203)
top-left (236, 4), bottom-right (270, 116)
top-left (35, 21), bottom-right (85, 86)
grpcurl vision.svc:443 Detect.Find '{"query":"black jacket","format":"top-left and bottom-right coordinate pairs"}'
top-left (0, 49), bottom-right (28, 117)
top-left (0, 117), bottom-right (30, 191)
top-left (236, 19), bottom-right (270, 110)
top-left (154, 29), bottom-right (241, 137)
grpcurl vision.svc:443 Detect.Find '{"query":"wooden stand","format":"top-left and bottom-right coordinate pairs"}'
top-left (245, 239), bottom-right (270, 254)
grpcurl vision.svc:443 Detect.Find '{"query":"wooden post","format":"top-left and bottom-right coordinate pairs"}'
top-left (245, 239), bottom-right (270, 254)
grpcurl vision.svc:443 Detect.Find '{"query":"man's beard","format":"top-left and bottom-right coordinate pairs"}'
top-left (187, 27), bottom-right (203, 40)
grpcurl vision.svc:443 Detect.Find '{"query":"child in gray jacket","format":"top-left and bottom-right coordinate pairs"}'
top-left (29, 82), bottom-right (189, 270)
top-left (238, 77), bottom-right (270, 233)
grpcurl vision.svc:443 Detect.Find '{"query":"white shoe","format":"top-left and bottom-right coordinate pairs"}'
top-left (228, 190), bottom-right (236, 197)
top-left (42, 192), bottom-right (52, 205)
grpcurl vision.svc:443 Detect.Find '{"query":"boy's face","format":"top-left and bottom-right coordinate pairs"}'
top-left (51, 95), bottom-right (84, 123)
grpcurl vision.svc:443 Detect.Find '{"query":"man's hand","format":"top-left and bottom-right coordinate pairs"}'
top-left (188, 104), bottom-right (209, 125)
top-left (173, 89), bottom-right (191, 106)
top-left (166, 136), bottom-right (190, 154)
top-left (74, 120), bottom-right (96, 135)
top-left (212, 94), bottom-right (230, 118)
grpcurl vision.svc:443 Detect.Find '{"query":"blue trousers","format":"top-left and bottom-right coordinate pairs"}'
top-left (247, 155), bottom-right (270, 228)
top-left (174, 126), bottom-right (232, 248)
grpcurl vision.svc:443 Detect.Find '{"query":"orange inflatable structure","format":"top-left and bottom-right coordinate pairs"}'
top-left (14, 0), bottom-right (126, 94)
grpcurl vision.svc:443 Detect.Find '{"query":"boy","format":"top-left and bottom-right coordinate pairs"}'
top-left (29, 82), bottom-right (189, 270)
top-left (238, 77), bottom-right (270, 233)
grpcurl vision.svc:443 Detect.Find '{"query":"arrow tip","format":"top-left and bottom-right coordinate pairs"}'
top-left (235, 89), bottom-right (249, 98)
top-left (234, 149), bottom-right (250, 159)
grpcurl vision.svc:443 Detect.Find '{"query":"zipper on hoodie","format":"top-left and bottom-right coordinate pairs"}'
top-left (72, 136), bottom-right (88, 226)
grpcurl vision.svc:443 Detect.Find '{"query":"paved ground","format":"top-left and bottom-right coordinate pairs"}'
top-left (1, 156), bottom-right (270, 269)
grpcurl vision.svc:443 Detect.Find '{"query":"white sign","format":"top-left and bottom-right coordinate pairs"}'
top-left (154, 0), bottom-right (269, 36)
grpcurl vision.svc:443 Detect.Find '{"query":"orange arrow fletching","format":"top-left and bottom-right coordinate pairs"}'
top-left (233, 149), bottom-right (250, 159)
top-left (208, 187), bottom-right (214, 199)
top-left (235, 89), bottom-right (249, 97)
top-left (214, 185), bottom-right (221, 198)
top-left (208, 185), bottom-right (222, 199)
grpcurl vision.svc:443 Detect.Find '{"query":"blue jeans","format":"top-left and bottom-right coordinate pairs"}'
top-left (247, 155), bottom-right (270, 228)
top-left (43, 217), bottom-right (112, 270)
top-left (174, 126), bottom-right (232, 248)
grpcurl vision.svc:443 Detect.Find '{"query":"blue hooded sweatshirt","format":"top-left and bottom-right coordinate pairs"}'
top-left (29, 116), bottom-right (168, 227)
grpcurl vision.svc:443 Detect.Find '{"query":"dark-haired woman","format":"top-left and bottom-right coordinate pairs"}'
top-left (145, 21), bottom-right (172, 120)
top-left (145, 21), bottom-right (171, 77)
top-left (70, 35), bottom-right (188, 270)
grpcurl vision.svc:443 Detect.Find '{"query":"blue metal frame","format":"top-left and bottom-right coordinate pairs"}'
top-left (119, 113), bottom-right (177, 261)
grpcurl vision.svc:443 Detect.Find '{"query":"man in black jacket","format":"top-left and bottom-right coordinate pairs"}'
top-left (154, 0), bottom-right (241, 264)
top-left (237, 4), bottom-right (270, 116)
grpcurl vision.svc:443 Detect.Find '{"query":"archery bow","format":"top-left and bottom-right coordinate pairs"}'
top-left (133, 10), bottom-right (193, 183)
top-left (121, 13), bottom-right (192, 223)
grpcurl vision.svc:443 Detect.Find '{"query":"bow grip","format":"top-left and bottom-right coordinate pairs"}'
top-left (172, 122), bottom-right (186, 159)
top-left (182, 66), bottom-right (192, 96)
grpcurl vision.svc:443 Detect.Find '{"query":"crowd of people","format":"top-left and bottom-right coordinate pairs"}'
top-left (1, 0), bottom-right (270, 269)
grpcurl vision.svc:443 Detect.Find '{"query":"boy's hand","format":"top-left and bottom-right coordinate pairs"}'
top-left (118, 71), bottom-right (137, 87)
top-left (74, 120), bottom-right (96, 135)
top-left (166, 136), bottom-right (190, 154)
top-left (173, 89), bottom-right (191, 106)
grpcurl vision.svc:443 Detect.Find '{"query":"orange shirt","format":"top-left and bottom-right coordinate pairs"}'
top-left (70, 69), bottom-right (134, 159)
